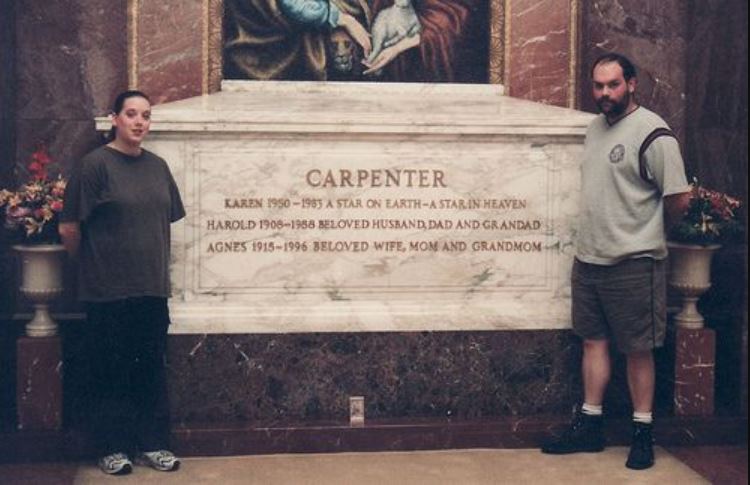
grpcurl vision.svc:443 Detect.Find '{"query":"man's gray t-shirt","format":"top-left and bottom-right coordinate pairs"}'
top-left (576, 107), bottom-right (690, 265)
top-left (62, 145), bottom-right (185, 301)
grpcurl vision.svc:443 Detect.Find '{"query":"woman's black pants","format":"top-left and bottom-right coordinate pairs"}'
top-left (85, 297), bottom-right (171, 456)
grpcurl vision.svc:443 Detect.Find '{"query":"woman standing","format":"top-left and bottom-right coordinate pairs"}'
top-left (59, 90), bottom-right (185, 475)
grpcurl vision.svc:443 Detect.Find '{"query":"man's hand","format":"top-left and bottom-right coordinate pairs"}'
top-left (362, 34), bottom-right (420, 76)
top-left (338, 13), bottom-right (371, 58)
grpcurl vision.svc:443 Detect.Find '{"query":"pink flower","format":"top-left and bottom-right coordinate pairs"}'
top-left (1, 145), bottom-right (68, 243)
top-left (32, 147), bottom-right (52, 165)
top-left (7, 206), bottom-right (32, 219)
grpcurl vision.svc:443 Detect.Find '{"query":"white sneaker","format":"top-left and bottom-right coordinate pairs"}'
top-left (137, 450), bottom-right (181, 471)
top-left (98, 452), bottom-right (133, 475)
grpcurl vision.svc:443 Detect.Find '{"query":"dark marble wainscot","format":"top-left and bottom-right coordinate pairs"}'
top-left (154, 330), bottom-right (745, 456)
top-left (158, 330), bottom-right (685, 426)
top-left (2, 326), bottom-right (746, 462)
top-left (164, 331), bottom-right (582, 424)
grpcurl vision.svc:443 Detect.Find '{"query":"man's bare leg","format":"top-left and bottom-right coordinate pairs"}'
top-left (625, 349), bottom-right (656, 470)
top-left (626, 350), bottom-right (655, 413)
top-left (541, 338), bottom-right (609, 454)
top-left (583, 339), bottom-right (611, 406)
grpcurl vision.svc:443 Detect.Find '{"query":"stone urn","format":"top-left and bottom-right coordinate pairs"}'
top-left (12, 244), bottom-right (66, 337)
top-left (667, 241), bottom-right (720, 329)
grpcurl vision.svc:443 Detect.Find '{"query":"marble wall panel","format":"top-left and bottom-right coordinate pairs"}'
top-left (578, 0), bottom-right (688, 142)
top-left (14, 0), bottom-right (127, 177)
top-left (0, 0), bottom-right (16, 189)
top-left (16, 2), bottom-right (92, 122)
top-left (136, 2), bottom-right (203, 104)
top-left (507, 0), bottom-right (574, 107)
top-left (164, 332), bottom-right (581, 423)
top-left (16, 1), bottom-right (127, 123)
top-left (0, 0), bottom-right (17, 321)
top-left (683, 0), bottom-right (747, 233)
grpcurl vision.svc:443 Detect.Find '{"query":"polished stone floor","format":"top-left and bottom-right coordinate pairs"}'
top-left (1, 446), bottom-right (746, 484)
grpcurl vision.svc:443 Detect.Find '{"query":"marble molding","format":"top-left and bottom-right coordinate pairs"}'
top-left (94, 81), bottom-right (594, 334)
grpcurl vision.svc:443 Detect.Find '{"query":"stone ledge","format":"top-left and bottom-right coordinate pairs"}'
top-left (1, 415), bottom-right (745, 463)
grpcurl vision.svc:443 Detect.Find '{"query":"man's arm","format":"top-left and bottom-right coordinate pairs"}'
top-left (58, 222), bottom-right (81, 258)
top-left (664, 190), bottom-right (692, 230)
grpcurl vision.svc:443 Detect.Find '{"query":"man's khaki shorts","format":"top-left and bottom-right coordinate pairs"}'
top-left (571, 257), bottom-right (666, 354)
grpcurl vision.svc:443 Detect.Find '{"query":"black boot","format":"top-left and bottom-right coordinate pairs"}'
top-left (541, 407), bottom-right (605, 454)
top-left (626, 422), bottom-right (655, 470)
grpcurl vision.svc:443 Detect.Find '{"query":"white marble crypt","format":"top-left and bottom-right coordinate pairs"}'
top-left (98, 81), bottom-right (594, 333)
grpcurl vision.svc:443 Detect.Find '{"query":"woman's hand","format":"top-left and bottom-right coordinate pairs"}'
top-left (362, 34), bottom-right (420, 76)
top-left (338, 13), bottom-right (371, 58)
top-left (59, 222), bottom-right (81, 258)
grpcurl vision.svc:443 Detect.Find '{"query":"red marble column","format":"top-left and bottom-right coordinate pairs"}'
top-left (505, 0), bottom-right (577, 108)
top-left (133, 2), bottom-right (204, 104)
top-left (673, 327), bottom-right (715, 416)
top-left (16, 336), bottom-right (63, 430)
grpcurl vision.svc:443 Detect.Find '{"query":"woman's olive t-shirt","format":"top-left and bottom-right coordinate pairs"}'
top-left (62, 146), bottom-right (185, 301)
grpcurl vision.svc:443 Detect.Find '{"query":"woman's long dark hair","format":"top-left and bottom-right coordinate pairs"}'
top-left (105, 90), bottom-right (151, 143)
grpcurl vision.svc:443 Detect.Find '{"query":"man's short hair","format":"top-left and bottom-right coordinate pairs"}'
top-left (591, 53), bottom-right (637, 81)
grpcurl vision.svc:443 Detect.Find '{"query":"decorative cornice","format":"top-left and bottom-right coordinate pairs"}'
top-left (488, 0), bottom-right (505, 85)
top-left (503, 0), bottom-right (512, 93)
top-left (127, 0), bottom-right (139, 88)
top-left (207, 0), bottom-right (224, 94)
top-left (568, 0), bottom-right (580, 109)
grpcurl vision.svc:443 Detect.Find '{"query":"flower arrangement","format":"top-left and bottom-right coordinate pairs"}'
top-left (669, 179), bottom-right (744, 246)
top-left (0, 146), bottom-right (67, 244)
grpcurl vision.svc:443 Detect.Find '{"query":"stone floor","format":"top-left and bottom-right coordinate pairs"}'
top-left (0, 446), bottom-right (746, 484)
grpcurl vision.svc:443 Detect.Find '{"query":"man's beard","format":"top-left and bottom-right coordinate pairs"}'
top-left (596, 90), bottom-right (630, 117)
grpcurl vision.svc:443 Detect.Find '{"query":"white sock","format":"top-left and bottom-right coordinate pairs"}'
top-left (581, 403), bottom-right (603, 416)
top-left (633, 411), bottom-right (653, 424)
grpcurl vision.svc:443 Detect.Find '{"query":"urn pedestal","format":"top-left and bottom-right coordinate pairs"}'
top-left (667, 242), bottom-right (720, 329)
top-left (12, 245), bottom-right (66, 430)
top-left (12, 244), bottom-right (66, 337)
top-left (667, 241), bottom-right (720, 416)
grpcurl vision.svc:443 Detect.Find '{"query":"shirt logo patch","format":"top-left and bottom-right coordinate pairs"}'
top-left (609, 144), bottom-right (626, 164)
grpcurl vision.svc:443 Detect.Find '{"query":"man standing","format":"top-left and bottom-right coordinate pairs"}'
top-left (541, 53), bottom-right (692, 470)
